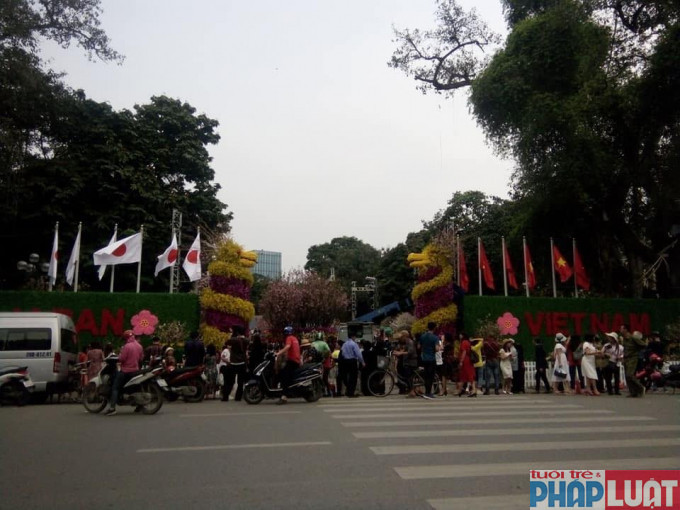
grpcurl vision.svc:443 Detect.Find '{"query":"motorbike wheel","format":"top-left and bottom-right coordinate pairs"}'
top-left (0, 380), bottom-right (29, 406)
top-left (140, 382), bottom-right (163, 415)
top-left (243, 384), bottom-right (264, 405)
top-left (304, 379), bottom-right (323, 403)
top-left (82, 383), bottom-right (107, 414)
top-left (183, 379), bottom-right (206, 403)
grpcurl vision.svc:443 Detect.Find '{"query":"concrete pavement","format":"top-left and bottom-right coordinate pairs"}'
top-left (1, 391), bottom-right (678, 509)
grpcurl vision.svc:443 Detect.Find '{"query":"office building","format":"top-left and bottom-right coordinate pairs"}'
top-left (252, 250), bottom-right (282, 280)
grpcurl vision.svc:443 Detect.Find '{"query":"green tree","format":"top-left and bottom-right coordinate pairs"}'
top-left (305, 236), bottom-right (381, 296)
top-left (391, 0), bottom-right (680, 296)
top-left (0, 0), bottom-right (123, 62)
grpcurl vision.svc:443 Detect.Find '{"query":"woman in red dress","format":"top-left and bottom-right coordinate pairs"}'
top-left (457, 334), bottom-right (476, 397)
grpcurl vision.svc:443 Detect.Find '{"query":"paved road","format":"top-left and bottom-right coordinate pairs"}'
top-left (1, 392), bottom-right (679, 510)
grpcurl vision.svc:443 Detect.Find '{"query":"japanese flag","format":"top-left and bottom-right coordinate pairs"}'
top-left (182, 232), bottom-right (202, 282)
top-left (97, 229), bottom-right (117, 281)
top-left (48, 228), bottom-right (59, 286)
top-left (154, 234), bottom-right (178, 276)
top-left (93, 232), bottom-right (142, 266)
top-left (65, 227), bottom-right (81, 286)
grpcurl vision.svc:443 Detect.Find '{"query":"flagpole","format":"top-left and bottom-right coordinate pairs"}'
top-left (49, 222), bottom-right (58, 292)
top-left (550, 237), bottom-right (557, 298)
top-left (169, 226), bottom-right (175, 295)
top-left (194, 226), bottom-right (201, 292)
top-left (456, 234), bottom-right (461, 285)
top-left (572, 238), bottom-right (578, 298)
top-left (74, 222), bottom-right (81, 293)
top-left (109, 224), bottom-right (117, 293)
top-left (137, 225), bottom-right (144, 293)
top-left (523, 236), bottom-right (530, 298)
top-left (502, 237), bottom-right (508, 297)
top-left (478, 237), bottom-right (482, 296)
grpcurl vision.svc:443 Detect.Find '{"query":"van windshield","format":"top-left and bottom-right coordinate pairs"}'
top-left (0, 328), bottom-right (51, 351)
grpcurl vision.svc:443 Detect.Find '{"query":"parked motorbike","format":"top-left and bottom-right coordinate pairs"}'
top-left (82, 355), bottom-right (165, 414)
top-left (0, 365), bottom-right (34, 406)
top-left (243, 351), bottom-right (323, 405)
top-left (635, 352), bottom-right (664, 390)
top-left (661, 364), bottom-right (680, 393)
top-left (159, 364), bottom-right (207, 403)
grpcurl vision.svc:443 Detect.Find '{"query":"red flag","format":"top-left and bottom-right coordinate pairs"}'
top-left (573, 245), bottom-right (590, 290)
top-left (553, 245), bottom-right (573, 283)
top-left (458, 244), bottom-right (469, 292)
top-left (524, 243), bottom-right (536, 290)
top-left (504, 244), bottom-right (518, 289)
top-left (479, 241), bottom-right (495, 290)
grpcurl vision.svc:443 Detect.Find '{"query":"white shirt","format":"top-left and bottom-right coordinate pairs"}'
top-left (218, 348), bottom-right (230, 369)
top-left (603, 342), bottom-right (624, 366)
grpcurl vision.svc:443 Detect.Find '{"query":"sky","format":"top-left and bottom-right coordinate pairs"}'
top-left (42, 0), bottom-right (511, 272)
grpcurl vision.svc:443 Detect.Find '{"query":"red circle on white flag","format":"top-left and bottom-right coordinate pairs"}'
top-left (167, 249), bottom-right (178, 263)
top-left (186, 250), bottom-right (199, 263)
top-left (112, 244), bottom-right (127, 257)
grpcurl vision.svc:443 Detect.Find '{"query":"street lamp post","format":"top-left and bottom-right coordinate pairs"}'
top-left (17, 253), bottom-right (50, 290)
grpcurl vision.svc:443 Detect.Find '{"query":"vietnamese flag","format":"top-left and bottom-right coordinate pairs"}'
top-left (479, 240), bottom-right (495, 290)
top-left (524, 242), bottom-right (536, 290)
top-left (573, 244), bottom-right (590, 290)
top-left (553, 245), bottom-right (573, 283)
top-left (458, 244), bottom-right (469, 292)
top-left (504, 244), bottom-right (519, 290)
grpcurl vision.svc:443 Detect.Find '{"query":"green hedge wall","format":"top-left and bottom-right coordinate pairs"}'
top-left (0, 291), bottom-right (200, 347)
top-left (463, 296), bottom-right (680, 360)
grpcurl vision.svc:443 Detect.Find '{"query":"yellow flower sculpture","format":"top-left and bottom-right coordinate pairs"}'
top-left (408, 243), bottom-right (458, 336)
top-left (200, 239), bottom-right (258, 347)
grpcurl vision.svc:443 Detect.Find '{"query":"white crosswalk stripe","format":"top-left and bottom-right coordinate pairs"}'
top-left (370, 437), bottom-right (680, 455)
top-left (321, 396), bottom-right (680, 509)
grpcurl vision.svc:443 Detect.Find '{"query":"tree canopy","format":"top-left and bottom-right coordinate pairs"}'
top-left (0, 0), bottom-right (232, 290)
top-left (391, 0), bottom-right (680, 296)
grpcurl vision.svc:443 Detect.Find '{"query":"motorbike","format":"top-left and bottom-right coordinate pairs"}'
top-left (82, 354), bottom-right (165, 415)
top-left (635, 352), bottom-right (664, 390)
top-left (158, 364), bottom-right (207, 403)
top-left (0, 365), bottom-right (34, 406)
top-left (243, 351), bottom-right (324, 405)
top-left (661, 364), bottom-right (680, 393)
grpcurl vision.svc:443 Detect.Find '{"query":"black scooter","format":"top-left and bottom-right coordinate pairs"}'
top-left (243, 351), bottom-right (323, 404)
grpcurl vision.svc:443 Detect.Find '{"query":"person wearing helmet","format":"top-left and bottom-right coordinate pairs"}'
top-left (276, 326), bottom-right (300, 404)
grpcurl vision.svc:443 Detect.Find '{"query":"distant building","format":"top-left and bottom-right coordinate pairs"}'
top-left (252, 250), bottom-right (282, 280)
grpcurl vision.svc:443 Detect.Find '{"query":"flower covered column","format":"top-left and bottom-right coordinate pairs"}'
top-left (200, 239), bottom-right (258, 347)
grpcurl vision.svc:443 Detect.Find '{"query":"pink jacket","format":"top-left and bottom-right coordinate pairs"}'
top-left (119, 337), bottom-right (144, 373)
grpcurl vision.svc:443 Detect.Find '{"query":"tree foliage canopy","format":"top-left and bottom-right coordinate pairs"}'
top-left (259, 269), bottom-right (349, 331)
top-left (0, 1), bottom-right (232, 290)
top-left (391, 0), bottom-right (680, 296)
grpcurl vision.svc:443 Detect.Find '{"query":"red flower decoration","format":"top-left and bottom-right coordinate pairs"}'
top-left (497, 312), bottom-right (519, 336)
top-left (131, 310), bottom-right (159, 336)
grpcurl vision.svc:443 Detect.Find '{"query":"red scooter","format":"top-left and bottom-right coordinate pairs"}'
top-left (159, 364), bottom-right (207, 403)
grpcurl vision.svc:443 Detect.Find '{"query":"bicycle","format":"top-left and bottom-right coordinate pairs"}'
top-left (367, 356), bottom-right (440, 397)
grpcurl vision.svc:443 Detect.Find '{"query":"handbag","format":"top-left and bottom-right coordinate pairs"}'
top-left (554, 368), bottom-right (567, 378)
top-left (217, 372), bottom-right (224, 386)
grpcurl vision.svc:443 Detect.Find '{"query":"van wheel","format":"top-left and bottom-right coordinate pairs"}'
top-left (82, 383), bottom-right (107, 413)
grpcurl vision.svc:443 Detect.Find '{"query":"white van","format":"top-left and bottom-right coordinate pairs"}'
top-left (0, 312), bottom-right (78, 396)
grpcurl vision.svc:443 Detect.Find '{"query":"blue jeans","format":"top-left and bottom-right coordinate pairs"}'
top-left (484, 360), bottom-right (500, 391)
top-left (110, 371), bottom-right (134, 409)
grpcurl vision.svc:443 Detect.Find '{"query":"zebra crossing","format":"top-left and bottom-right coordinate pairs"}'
top-left (318, 396), bottom-right (680, 510)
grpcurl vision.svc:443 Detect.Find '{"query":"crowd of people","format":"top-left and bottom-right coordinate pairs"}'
top-left (76, 322), bottom-right (672, 409)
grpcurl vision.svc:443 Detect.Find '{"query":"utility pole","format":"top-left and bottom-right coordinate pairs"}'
top-left (171, 209), bottom-right (182, 294)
